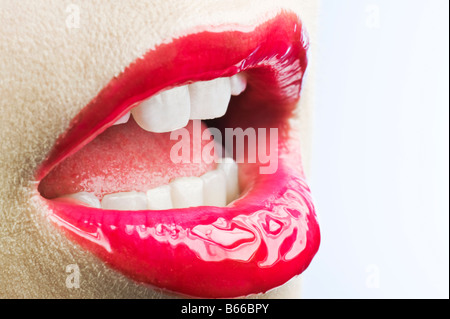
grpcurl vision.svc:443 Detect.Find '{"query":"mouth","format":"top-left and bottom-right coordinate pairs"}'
top-left (35, 11), bottom-right (320, 298)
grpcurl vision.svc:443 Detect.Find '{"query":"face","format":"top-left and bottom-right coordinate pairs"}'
top-left (0, 0), bottom-right (319, 298)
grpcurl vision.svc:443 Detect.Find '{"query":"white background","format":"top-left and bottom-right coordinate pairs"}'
top-left (303, 0), bottom-right (449, 298)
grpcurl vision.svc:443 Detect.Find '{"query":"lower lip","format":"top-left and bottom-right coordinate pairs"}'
top-left (36, 12), bottom-right (320, 298)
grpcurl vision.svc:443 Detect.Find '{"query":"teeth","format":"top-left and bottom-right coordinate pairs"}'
top-left (218, 157), bottom-right (240, 203)
top-left (131, 85), bottom-right (190, 133)
top-left (57, 159), bottom-right (239, 211)
top-left (113, 111), bottom-right (131, 125)
top-left (170, 176), bottom-right (204, 209)
top-left (101, 191), bottom-right (147, 211)
top-left (230, 73), bottom-right (247, 96)
top-left (58, 74), bottom-right (246, 210)
top-left (130, 74), bottom-right (246, 132)
top-left (146, 185), bottom-right (173, 210)
top-left (200, 170), bottom-right (227, 207)
top-left (189, 78), bottom-right (231, 120)
top-left (57, 192), bottom-right (101, 208)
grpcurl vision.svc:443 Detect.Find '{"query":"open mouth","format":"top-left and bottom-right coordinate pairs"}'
top-left (35, 11), bottom-right (320, 298)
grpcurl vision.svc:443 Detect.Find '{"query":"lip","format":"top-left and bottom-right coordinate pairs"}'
top-left (35, 11), bottom-right (320, 298)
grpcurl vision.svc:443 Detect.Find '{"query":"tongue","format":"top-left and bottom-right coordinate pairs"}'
top-left (39, 118), bottom-right (217, 200)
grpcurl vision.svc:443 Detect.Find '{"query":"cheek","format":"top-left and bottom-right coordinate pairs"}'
top-left (0, 187), bottom-right (169, 298)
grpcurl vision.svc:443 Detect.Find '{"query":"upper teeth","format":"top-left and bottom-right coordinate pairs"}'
top-left (229, 73), bottom-right (247, 96)
top-left (113, 111), bottom-right (131, 126)
top-left (117, 74), bottom-right (246, 132)
top-left (189, 77), bottom-right (231, 120)
top-left (56, 158), bottom-right (239, 211)
top-left (58, 74), bottom-right (246, 210)
top-left (131, 85), bottom-right (191, 133)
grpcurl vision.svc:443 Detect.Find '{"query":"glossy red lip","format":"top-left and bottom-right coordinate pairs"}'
top-left (35, 12), bottom-right (320, 298)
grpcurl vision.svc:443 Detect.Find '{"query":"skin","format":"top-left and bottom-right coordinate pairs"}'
top-left (0, 0), bottom-right (318, 298)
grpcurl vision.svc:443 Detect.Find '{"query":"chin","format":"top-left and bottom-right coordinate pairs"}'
top-left (0, 0), bottom-right (320, 299)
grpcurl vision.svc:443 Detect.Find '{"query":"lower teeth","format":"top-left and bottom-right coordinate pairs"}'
top-left (55, 158), bottom-right (239, 211)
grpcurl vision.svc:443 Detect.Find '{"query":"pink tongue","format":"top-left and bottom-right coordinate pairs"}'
top-left (39, 118), bottom-right (216, 200)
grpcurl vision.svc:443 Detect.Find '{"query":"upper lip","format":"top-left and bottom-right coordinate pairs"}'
top-left (35, 11), bottom-right (320, 298)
